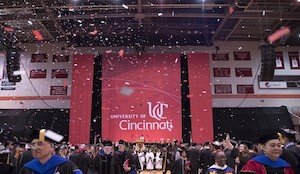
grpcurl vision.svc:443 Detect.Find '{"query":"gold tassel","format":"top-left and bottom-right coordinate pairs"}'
top-left (277, 132), bottom-right (284, 144)
top-left (39, 129), bottom-right (46, 141)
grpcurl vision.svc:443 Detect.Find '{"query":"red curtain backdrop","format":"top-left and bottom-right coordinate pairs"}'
top-left (69, 54), bottom-right (95, 144)
top-left (187, 53), bottom-right (213, 143)
top-left (102, 54), bottom-right (181, 142)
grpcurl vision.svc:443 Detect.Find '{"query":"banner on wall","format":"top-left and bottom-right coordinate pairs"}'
top-left (102, 54), bottom-right (182, 142)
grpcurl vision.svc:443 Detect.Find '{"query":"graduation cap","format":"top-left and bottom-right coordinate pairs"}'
top-left (258, 132), bottom-right (282, 144)
top-left (238, 140), bottom-right (253, 149)
top-left (31, 129), bottom-right (64, 143)
top-left (118, 139), bottom-right (127, 145)
top-left (279, 128), bottom-right (297, 140)
top-left (103, 140), bottom-right (113, 147)
top-left (212, 141), bottom-right (222, 147)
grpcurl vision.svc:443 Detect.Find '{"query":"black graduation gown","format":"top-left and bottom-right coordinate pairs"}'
top-left (171, 158), bottom-right (193, 174)
top-left (199, 148), bottom-right (213, 173)
top-left (69, 151), bottom-right (92, 174)
top-left (187, 148), bottom-right (200, 174)
top-left (281, 144), bottom-right (300, 174)
top-left (111, 150), bottom-right (132, 174)
top-left (93, 151), bottom-right (113, 174)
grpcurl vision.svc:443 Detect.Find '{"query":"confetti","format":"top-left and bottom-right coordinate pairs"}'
top-left (105, 50), bottom-right (112, 53)
top-left (32, 30), bottom-right (44, 41)
top-left (229, 6), bottom-right (234, 14)
top-left (90, 30), bottom-right (98, 35)
top-left (186, 94), bottom-right (193, 98)
top-left (268, 27), bottom-right (291, 43)
top-left (119, 49), bottom-right (124, 57)
top-left (4, 27), bottom-right (14, 32)
top-left (122, 4), bottom-right (129, 9)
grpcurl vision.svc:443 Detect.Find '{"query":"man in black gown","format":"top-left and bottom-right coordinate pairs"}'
top-left (93, 141), bottom-right (113, 174)
top-left (111, 140), bottom-right (132, 174)
top-left (280, 128), bottom-right (300, 174)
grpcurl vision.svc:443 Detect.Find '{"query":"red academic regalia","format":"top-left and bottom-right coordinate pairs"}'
top-left (241, 158), bottom-right (295, 174)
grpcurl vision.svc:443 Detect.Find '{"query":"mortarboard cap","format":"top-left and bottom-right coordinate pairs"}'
top-left (238, 140), bottom-right (253, 149)
top-left (119, 139), bottom-right (126, 145)
top-left (212, 141), bottom-right (222, 147)
top-left (258, 132), bottom-right (281, 144)
top-left (279, 128), bottom-right (297, 140)
top-left (103, 140), bottom-right (113, 147)
top-left (31, 129), bottom-right (64, 143)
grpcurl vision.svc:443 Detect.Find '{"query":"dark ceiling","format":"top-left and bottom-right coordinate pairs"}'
top-left (1, 0), bottom-right (300, 47)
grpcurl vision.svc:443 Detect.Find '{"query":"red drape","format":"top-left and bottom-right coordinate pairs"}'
top-left (102, 54), bottom-right (182, 142)
top-left (69, 54), bottom-right (95, 144)
top-left (187, 53), bottom-right (213, 143)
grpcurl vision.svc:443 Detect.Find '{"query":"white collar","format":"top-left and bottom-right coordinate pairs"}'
top-left (208, 164), bottom-right (228, 170)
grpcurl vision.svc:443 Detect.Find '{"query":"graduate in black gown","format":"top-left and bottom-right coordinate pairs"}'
top-left (279, 128), bottom-right (300, 174)
top-left (93, 141), bottom-right (113, 174)
top-left (111, 140), bottom-right (133, 174)
top-left (171, 148), bottom-right (192, 174)
top-left (187, 143), bottom-right (200, 174)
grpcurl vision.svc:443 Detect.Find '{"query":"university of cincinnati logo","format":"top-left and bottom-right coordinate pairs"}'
top-left (147, 101), bottom-right (168, 121)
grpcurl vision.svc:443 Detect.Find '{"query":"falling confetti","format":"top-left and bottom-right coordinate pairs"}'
top-left (63, 82), bottom-right (68, 87)
top-left (32, 30), bottom-right (44, 41)
top-left (122, 4), bottom-right (129, 9)
top-left (90, 30), bottom-right (98, 35)
top-left (4, 27), bottom-right (14, 32)
top-left (186, 94), bottom-right (193, 98)
top-left (119, 49), bottom-right (124, 57)
top-left (229, 6), bottom-right (234, 14)
top-left (268, 27), bottom-right (291, 43)
top-left (105, 50), bottom-right (112, 53)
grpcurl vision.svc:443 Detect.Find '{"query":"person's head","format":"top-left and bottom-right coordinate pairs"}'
top-left (179, 148), bottom-right (187, 158)
top-left (30, 129), bottom-right (63, 163)
top-left (118, 140), bottom-right (126, 152)
top-left (280, 128), bottom-right (297, 144)
top-left (259, 133), bottom-right (282, 161)
top-left (215, 151), bottom-right (227, 167)
top-left (31, 139), bottom-right (54, 162)
top-left (238, 143), bottom-right (249, 154)
top-left (103, 141), bottom-right (113, 155)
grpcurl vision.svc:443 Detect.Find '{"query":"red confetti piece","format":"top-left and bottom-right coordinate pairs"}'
top-left (268, 27), bottom-right (291, 43)
top-left (90, 30), bottom-right (98, 35)
top-left (186, 94), bottom-right (193, 98)
top-left (229, 6), bottom-right (234, 14)
top-left (105, 50), bottom-right (112, 53)
top-left (4, 27), bottom-right (14, 32)
top-left (119, 49), bottom-right (124, 57)
top-left (32, 30), bottom-right (44, 41)
top-left (63, 82), bottom-right (68, 87)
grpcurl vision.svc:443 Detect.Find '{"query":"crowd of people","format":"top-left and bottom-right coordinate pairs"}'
top-left (0, 128), bottom-right (299, 174)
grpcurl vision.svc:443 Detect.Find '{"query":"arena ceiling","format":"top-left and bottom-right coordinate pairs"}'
top-left (1, 0), bottom-right (300, 47)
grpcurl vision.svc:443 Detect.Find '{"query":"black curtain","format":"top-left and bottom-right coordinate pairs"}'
top-left (90, 54), bottom-right (102, 144)
top-left (0, 109), bottom-right (69, 142)
top-left (213, 106), bottom-right (294, 142)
